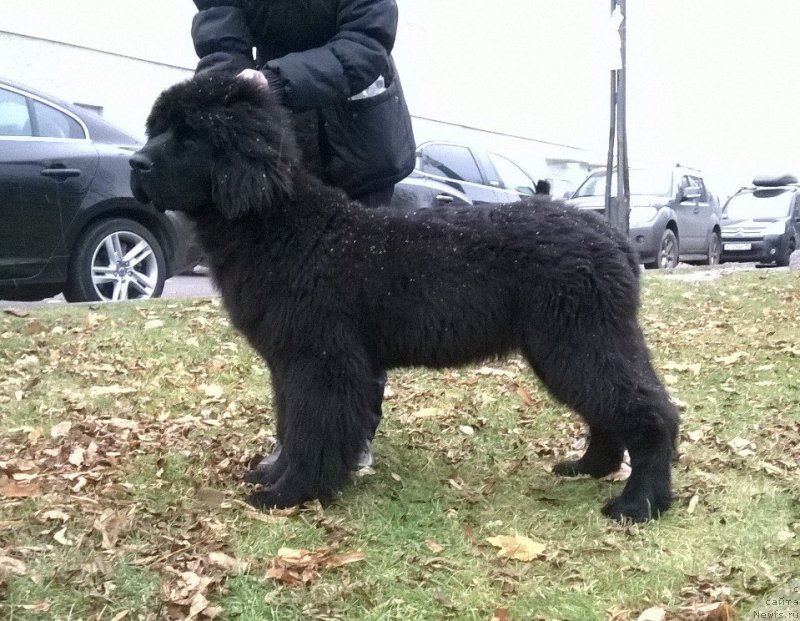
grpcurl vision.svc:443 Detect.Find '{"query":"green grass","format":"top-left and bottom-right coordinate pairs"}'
top-left (1, 269), bottom-right (798, 620)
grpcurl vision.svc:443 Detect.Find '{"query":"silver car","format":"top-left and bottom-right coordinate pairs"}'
top-left (568, 166), bottom-right (722, 269)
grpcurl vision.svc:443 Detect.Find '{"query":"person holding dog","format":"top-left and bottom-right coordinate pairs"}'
top-left (191, 0), bottom-right (416, 469)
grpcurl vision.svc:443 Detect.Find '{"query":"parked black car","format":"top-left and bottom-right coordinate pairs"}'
top-left (720, 174), bottom-right (799, 266)
top-left (392, 141), bottom-right (540, 210)
top-left (568, 166), bottom-right (722, 269)
top-left (0, 78), bottom-right (199, 302)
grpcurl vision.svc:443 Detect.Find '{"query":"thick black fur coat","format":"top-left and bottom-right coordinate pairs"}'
top-left (130, 74), bottom-right (679, 521)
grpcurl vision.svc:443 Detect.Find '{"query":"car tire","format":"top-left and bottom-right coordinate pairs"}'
top-left (776, 238), bottom-right (795, 267)
top-left (644, 229), bottom-right (679, 270)
top-left (64, 218), bottom-right (167, 303)
top-left (703, 231), bottom-right (722, 265)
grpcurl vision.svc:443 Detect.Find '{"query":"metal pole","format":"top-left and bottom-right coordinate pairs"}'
top-left (605, 0), bottom-right (630, 236)
top-left (604, 0), bottom-right (617, 222)
top-left (616, 0), bottom-right (630, 236)
top-left (605, 69), bottom-right (616, 222)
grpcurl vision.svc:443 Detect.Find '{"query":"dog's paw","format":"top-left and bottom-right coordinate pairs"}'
top-left (601, 494), bottom-right (671, 522)
top-left (243, 462), bottom-right (286, 486)
top-left (553, 458), bottom-right (623, 479)
top-left (243, 469), bottom-right (274, 485)
top-left (552, 460), bottom-right (583, 477)
top-left (248, 487), bottom-right (312, 510)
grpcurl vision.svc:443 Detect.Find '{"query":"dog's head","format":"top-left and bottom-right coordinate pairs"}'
top-left (130, 73), bottom-right (298, 219)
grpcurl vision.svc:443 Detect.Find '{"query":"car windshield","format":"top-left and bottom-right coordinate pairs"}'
top-left (723, 189), bottom-right (793, 220)
top-left (573, 169), bottom-right (673, 198)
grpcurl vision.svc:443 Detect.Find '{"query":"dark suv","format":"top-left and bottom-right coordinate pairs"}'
top-left (392, 141), bottom-right (540, 210)
top-left (568, 166), bottom-right (722, 269)
top-left (720, 174), bottom-right (799, 266)
top-left (0, 78), bottom-right (199, 302)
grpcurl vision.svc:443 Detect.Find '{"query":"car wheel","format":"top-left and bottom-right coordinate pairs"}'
top-left (64, 218), bottom-right (167, 302)
top-left (703, 232), bottom-right (722, 265)
top-left (776, 238), bottom-right (795, 267)
top-left (645, 229), bottom-right (679, 269)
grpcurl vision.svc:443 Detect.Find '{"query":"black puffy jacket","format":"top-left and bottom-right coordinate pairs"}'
top-left (191, 0), bottom-right (416, 198)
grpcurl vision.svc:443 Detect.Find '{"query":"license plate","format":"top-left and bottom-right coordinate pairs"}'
top-left (724, 243), bottom-right (751, 251)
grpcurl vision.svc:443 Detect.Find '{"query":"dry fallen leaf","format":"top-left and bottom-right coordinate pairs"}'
top-left (49, 420), bottom-right (72, 439)
top-left (208, 551), bottom-right (249, 573)
top-left (89, 385), bottom-right (136, 396)
top-left (486, 535), bottom-right (546, 561)
top-left (53, 527), bottom-right (73, 546)
top-left (200, 384), bottom-right (224, 399)
top-left (266, 546), bottom-right (365, 586)
top-left (40, 510), bottom-right (70, 522)
top-left (636, 606), bottom-right (666, 621)
top-left (20, 602), bottom-right (52, 612)
top-left (425, 539), bottom-right (444, 554)
top-left (0, 555), bottom-right (27, 578)
top-left (0, 480), bottom-right (42, 499)
top-left (68, 446), bottom-right (85, 467)
top-left (728, 437), bottom-right (756, 457)
top-left (703, 602), bottom-right (735, 621)
top-left (491, 607), bottom-right (510, 621)
top-left (515, 385), bottom-right (535, 406)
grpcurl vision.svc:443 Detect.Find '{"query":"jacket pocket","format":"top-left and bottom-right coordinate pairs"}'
top-left (321, 76), bottom-right (416, 197)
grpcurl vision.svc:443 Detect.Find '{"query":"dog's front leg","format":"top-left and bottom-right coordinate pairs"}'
top-left (247, 352), bottom-right (377, 509)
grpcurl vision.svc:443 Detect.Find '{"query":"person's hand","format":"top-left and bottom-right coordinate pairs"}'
top-left (237, 69), bottom-right (269, 90)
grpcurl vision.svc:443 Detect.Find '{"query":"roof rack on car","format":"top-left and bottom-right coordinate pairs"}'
top-left (752, 174), bottom-right (798, 187)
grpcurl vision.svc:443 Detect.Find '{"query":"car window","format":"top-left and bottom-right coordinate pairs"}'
top-left (724, 189), bottom-right (793, 219)
top-left (0, 87), bottom-right (33, 137)
top-left (419, 144), bottom-right (483, 184)
top-left (487, 152), bottom-right (535, 195)
top-left (574, 169), bottom-right (672, 198)
top-left (32, 99), bottom-right (85, 139)
top-left (686, 175), bottom-right (707, 200)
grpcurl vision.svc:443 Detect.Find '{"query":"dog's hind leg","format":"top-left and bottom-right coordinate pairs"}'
top-left (247, 351), bottom-right (376, 509)
top-left (552, 427), bottom-right (625, 478)
top-left (523, 321), bottom-right (678, 522)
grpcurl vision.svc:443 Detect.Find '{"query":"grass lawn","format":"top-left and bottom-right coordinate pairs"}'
top-left (1, 268), bottom-right (798, 620)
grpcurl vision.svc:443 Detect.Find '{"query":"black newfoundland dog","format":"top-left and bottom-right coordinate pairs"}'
top-left (130, 74), bottom-right (679, 522)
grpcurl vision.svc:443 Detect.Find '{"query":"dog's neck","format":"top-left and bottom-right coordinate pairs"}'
top-left (191, 174), bottom-right (346, 276)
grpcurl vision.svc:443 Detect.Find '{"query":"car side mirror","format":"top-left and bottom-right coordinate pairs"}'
top-left (681, 186), bottom-right (702, 201)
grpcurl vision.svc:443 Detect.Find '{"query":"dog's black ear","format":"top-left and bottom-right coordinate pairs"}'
top-left (210, 134), bottom-right (294, 220)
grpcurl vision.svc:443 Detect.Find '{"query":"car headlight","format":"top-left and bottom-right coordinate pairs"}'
top-left (763, 221), bottom-right (786, 235)
top-left (629, 206), bottom-right (658, 225)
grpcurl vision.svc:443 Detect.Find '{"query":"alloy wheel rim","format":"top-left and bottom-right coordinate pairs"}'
top-left (90, 231), bottom-right (159, 301)
top-left (661, 235), bottom-right (677, 268)
top-left (710, 236), bottom-right (721, 264)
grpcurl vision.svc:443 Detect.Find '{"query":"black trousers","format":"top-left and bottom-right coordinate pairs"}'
top-left (351, 185), bottom-right (395, 439)
top-left (355, 186), bottom-right (395, 208)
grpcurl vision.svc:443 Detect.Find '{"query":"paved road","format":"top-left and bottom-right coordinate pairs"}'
top-left (1, 273), bottom-right (217, 310)
top-left (3, 257), bottom-right (798, 310)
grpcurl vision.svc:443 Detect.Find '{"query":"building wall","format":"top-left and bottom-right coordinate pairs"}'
top-left (0, 32), bottom-right (192, 139)
top-left (1, 0), bottom-right (600, 191)
top-left (1, 0), bottom-right (197, 137)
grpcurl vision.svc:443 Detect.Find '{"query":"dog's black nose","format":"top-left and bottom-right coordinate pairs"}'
top-left (129, 152), bottom-right (153, 172)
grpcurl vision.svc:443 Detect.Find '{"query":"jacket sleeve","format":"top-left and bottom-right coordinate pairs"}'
top-left (264, 0), bottom-right (399, 113)
top-left (191, 0), bottom-right (255, 74)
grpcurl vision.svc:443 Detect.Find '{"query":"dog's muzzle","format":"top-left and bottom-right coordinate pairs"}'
top-left (129, 152), bottom-right (154, 206)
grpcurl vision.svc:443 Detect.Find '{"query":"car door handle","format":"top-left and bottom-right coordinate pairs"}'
top-left (435, 194), bottom-right (454, 203)
top-left (41, 168), bottom-right (81, 179)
